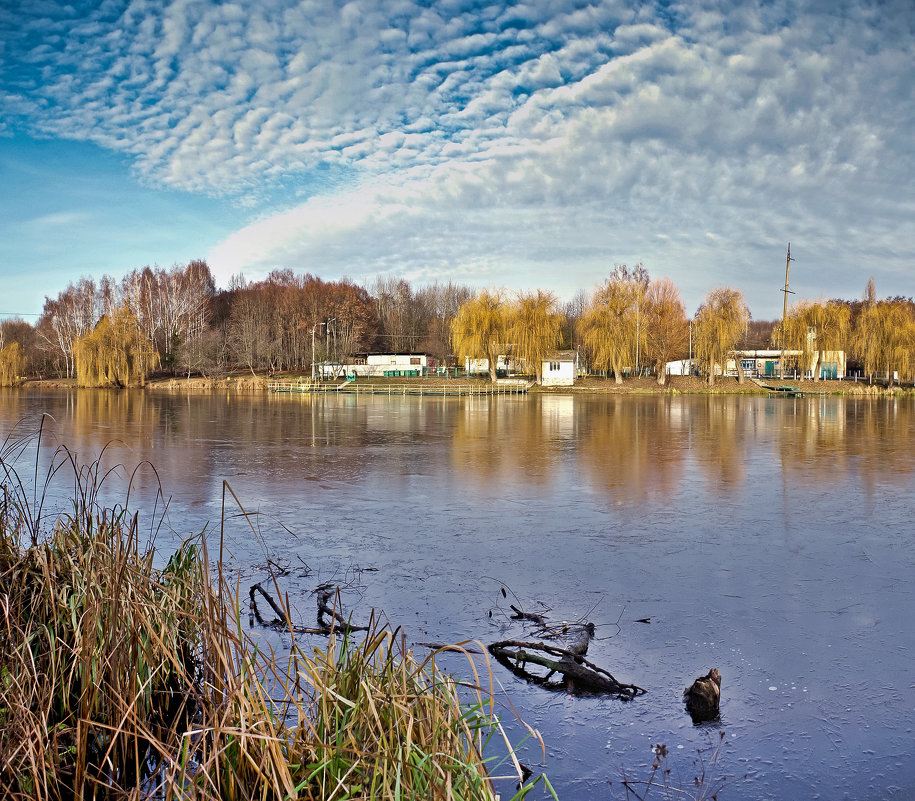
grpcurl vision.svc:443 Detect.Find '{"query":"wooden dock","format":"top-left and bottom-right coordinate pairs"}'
top-left (268, 380), bottom-right (533, 397)
top-left (763, 384), bottom-right (806, 398)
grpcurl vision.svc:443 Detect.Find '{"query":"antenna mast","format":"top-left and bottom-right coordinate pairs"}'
top-left (780, 243), bottom-right (795, 379)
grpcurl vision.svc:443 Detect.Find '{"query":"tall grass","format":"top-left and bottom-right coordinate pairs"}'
top-left (0, 438), bottom-right (537, 800)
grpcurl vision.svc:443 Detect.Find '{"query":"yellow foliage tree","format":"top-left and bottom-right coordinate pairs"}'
top-left (508, 290), bottom-right (563, 383)
top-left (781, 300), bottom-right (851, 381)
top-left (0, 342), bottom-right (25, 386)
top-left (643, 278), bottom-right (688, 386)
top-left (853, 299), bottom-right (915, 387)
top-left (74, 306), bottom-right (159, 387)
top-left (451, 290), bottom-right (508, 383)
top-left (581, 266), bottom-right (646, 384)
top-left (693, 287), bottom-right (749, 386)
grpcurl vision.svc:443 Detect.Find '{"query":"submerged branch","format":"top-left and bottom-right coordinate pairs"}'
top-left (489, 639), bottom-right (646, 698)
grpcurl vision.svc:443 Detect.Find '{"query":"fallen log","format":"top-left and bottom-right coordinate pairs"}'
top-left (488, 639), bottom-right (646, 698)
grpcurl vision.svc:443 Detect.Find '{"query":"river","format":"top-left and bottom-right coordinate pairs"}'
top-left (1, 388), bottom-right (913, 800)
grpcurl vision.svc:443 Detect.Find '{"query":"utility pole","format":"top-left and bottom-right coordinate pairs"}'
top-left (780, 243), bottom-right (795, 379)
top-left (311, 321), bottom-right (326, 380)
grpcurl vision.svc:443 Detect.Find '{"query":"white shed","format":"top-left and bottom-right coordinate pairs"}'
top-left (540, 351), bottom-right (578, 386)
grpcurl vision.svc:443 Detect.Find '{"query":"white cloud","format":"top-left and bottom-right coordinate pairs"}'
top-left (3, 0), bottom-right (914, 314)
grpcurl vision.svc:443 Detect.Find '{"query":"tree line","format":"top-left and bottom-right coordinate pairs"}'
top-left (0, 260), bottom-right (913, 387)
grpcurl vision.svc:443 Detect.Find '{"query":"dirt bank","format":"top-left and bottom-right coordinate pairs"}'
top-left (15, 374), bottom-right (913, 396)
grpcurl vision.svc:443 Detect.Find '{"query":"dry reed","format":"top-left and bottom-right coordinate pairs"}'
top-left (0, 433), bottom-right (543, 800)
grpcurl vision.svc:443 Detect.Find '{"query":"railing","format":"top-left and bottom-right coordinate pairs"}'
top-left (267, 381), bottom-right (532, 396)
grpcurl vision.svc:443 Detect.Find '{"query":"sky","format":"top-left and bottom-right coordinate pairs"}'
top-left (1, 0), bottom-right (913, 322)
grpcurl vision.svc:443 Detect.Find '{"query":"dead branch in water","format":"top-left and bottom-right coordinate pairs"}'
top-left (510, 604), bottom-right (547, 627)
top-left (488, 639), bottom-right (646, 698)
top-left (248, 582), bottom-right (368, 635)
top-left (316, 583), bottom-right (370, 633)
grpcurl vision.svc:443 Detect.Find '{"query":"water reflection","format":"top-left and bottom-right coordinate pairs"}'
top-left (771, 396), bottom-right (915, 493)
top-left (1, 389), bottom-right (914, 801)
top-left (576, 395), bottom-right (688, 502)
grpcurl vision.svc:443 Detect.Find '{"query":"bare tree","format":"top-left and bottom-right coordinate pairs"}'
top-left (416, 281), bottom-right (473, 363)
top-left (37, 278), bottom-right (99, 378)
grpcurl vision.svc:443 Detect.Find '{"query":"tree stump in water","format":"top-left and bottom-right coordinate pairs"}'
top-left (684, 668), bottom-right (721, 722)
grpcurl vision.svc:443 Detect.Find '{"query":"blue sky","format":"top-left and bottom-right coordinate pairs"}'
top-left (1, 0), bottom-right (913, 321)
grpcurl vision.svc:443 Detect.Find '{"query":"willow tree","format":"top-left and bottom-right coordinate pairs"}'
top-left (508, 290), bottom-right (563, 383)
top-left (451, 289), bottom-right (508, 383)
top-left (74, 306), bottom-right (159, 387)
top-left (693, 287), bottom-right (750, 386)
top-left (781, 300), bottom-right (851, 381)
top-left (581, 267), bottom-right (645, 384)
top-left (643, 278), bottom-right (688, 385)
top-left (853, 299), bottom-right (915, 387)
top-left (0, 342), bottom-right (25, 386)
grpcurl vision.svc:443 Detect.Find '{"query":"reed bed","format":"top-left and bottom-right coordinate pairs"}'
top-left (0, 438), bottom-right (538, 800)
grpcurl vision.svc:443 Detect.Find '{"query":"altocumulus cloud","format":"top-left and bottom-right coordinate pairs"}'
top-left (3, 0), bottom-right (914, 313)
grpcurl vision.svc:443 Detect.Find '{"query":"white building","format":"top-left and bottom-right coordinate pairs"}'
top-left (325, 354), bottom-right (434, 378)
top-left (464, 354), bottom-right (513, 377)
top-left (665, 359), bottom-right (697, 376)
top-left (540, 350), bottom-right (578, 386)
top-left (366, 354), bottom-right (431, 376)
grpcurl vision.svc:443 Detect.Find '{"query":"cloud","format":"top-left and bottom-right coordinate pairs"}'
top-left (3, 0), bottom-right (914, 313)
top-left (24, 211), bottom-right (95, 231)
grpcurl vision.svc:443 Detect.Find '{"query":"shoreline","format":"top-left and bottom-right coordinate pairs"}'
top-left (12, 374), bottom-right (913, 396)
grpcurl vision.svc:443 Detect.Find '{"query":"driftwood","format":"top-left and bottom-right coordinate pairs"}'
top-left (248, 582), bottom-right (368, 635)
top-left (488, 639), bottom-right (646, 698)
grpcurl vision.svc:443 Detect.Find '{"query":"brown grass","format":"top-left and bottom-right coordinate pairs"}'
top-left (0, 440), bottom-right (542, 800)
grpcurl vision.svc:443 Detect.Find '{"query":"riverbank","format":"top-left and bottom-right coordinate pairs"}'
top-left (17, 373), bottom-right (914, 396)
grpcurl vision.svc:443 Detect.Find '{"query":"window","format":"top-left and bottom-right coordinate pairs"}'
top-left (549, 361), bottom-right (560, 371)
top-left (410, 357), bottom-right (420, 365)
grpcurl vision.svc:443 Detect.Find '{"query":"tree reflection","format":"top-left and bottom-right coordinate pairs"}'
top-left (691, 396), bottom-right (756, 488)
top-left (775, 397), bottom-right (913, 493)
top-left (576, 396), bottom-right (687, 502)
top-left (450, 396), bottom-right (563, 487)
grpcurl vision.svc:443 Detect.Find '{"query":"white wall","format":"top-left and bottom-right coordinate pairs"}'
top-left (541, 359), bottom-right (575, 386)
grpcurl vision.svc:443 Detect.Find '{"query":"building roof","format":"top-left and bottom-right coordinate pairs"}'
top-left (543, 350), bottom-right (578, 361)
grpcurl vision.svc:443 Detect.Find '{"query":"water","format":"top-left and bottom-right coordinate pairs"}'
top-left (2, 389), bottom-right (914, 800)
